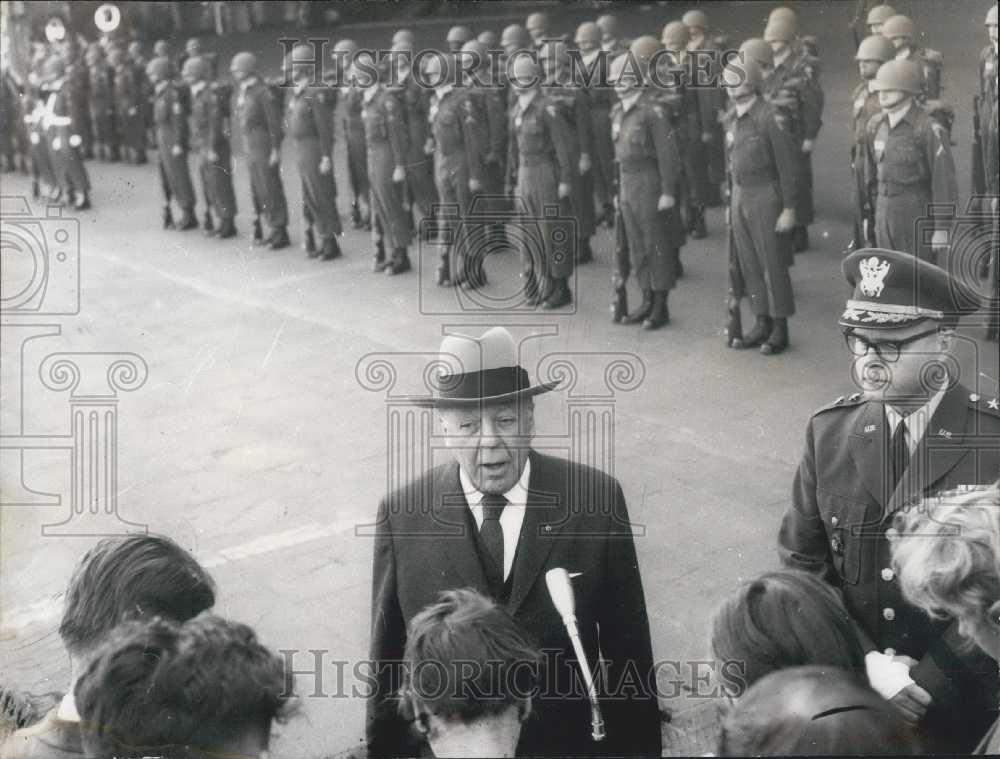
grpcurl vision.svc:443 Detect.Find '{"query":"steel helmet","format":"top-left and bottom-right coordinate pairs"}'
top-left (391, 38), bottom-right (414, 54)
top-left (630, 34), bottom-right (663, 60)
top-left (185, 38), bottom-right (201, 55)
top-left (596, 14), bottom-right (620, 37)
top-left (127, 41), bottom-right (143, 58)
top-left (501, 24), bottom-right (530, 49)
top-left (740, 38), bottom-right (774, 68)
top-left (153, 39), bottom-right (169, 58)
top-left (181, 55), bottom-right (209, 81)
top-left (661, 21), bottom-right (690, 50)
top-left (986, 3), bottom-right (998, 25)
top-left (392, 29), bottom-right (415, 46)
top-left (526, 12), bottom-right (548, 34)
top-left (447, 25), bottom-right (473, 45)
top-left (767, 7), bottom-right (797, 27)
top-left (478, 30), bottom-right (498, 47)
top-left (575, 21), bottom-right (602, 46)
top-left (230, 51), bottom-right (257, 75)
top-left (763, 17), bottom-right (795, 43)
top-left (870, 59), bottom-right (922, 93)
top-left (681, 9), bottom-right (709, 30)
top-left (881, 14), bottom-right (915, 40)
top-left (866, 4), bottom-right (897, 26)
top-left (855, 34), bottom-right (896, 62)
top-left (333, 39), bottom-right (358, 55)
top-left (461, 39), bottom-right (488, 70)
top-left (146, 56), bottom-right (171, 81)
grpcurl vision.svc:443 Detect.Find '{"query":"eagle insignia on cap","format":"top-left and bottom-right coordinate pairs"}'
top-left (859, 256), bottom-right (891, 298)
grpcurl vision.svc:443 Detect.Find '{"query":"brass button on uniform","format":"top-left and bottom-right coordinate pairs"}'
top-left (831, 516), bottom-right (839, 526)
top-left (883, 607), bottom-right (896, 621)
top-left (881, 568), bottom-right (895, 582)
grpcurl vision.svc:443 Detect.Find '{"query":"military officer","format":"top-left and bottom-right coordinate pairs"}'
top-left (976, 4), bottom-right (998, 342)
top-left (525, 12), bottom-right (550, 49)
top-left (506, 55), bottom-right (574, 308)
top-left (850, 35), bottom-right (897, 251)
top-left (391, 38), bottom-right (437, 220)
top-left (184, 56), bottom-right (237, 239)
top-left (425, 54), bottom-right (483, 288)
top-left (596, 13), bottom-right (630, 58)
top-left (362, 56), bottom-right (412, 275)
top-left (117, 43), bottom-right (147, 164)
top-left (575, 21), bottom-right (615, 228)
top-left (722, 59), bottom-right (799, 355)
top-left (148, 56), bottom-right (196, 230)
top-left (610, 45), bottom-right (682, 330)
top-left (85, 43), bottom-right (116, 161)
top-left (540, 40), bottom-right (595, 265)
top-left (861, 60), bottom-right (957, 265)
top-left (335, 40), bottom-right (370, 230)
top-left (779, 247), bottom-right (1000, 752)
top-left (42, 56), bottom-right (91, 210)
top-left (231, 52), bottom-right (290, 249)
top-left (285, 44), bottom-right (342, 261)
top-left (881, 15), bottom-right (943, 102)
top-left (682, 9), bottom-right (727, 206)
top-left (866, 4), bottom-right (897, 36)
top-left (764, 14), bottom-right (824, 253)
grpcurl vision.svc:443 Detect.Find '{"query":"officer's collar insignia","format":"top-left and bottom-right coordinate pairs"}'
top-left (864, 424), bottom-right (877, 433)
top-left (859, 256), bottom-right (891, 298)
top-left (938, 428), bottom-right (953, 439)
top-left (989, 398), bottom-right (999, 410)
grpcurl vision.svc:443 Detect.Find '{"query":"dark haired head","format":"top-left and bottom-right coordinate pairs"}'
top-left (74, 613), bottom-right (296, 758)
top-left (710, 570), bottom-right (866, 693)
top-left (399, 588), bottom-right (540, 731)
top-left (718, 666), bottom-right (923, 755)
top-left (59, 534), bottom-right (216, 656)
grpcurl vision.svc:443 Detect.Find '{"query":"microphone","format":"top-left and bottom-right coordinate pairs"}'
top-left (545, 568), bottom-right (605, 742)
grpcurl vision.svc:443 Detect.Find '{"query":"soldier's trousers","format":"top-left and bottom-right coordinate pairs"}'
top-left (30, 134), bottom-right (57, 189)
top-left (589, 104), bottom-right (615, 208)
top-left (435, 152), bottom-right (474, 277)
top-left (121, 110), bottom-right (145, 160)
top-left (368, 143), bottom-right (411, 248)
top-left (157, 143), bottom-right (195, 211)
top-left (405, 149), bottom-right (437, 218)
top-left (875, 188), bottom-right (936, 263)
top-left (51, 138), bottom-right (90, 196)
top-left (568, 163), bottom-right (595, 242)
top-left (516, 158), bottom-right (573, 281)
top-left (196, 146), bottom-right (237, 223)
top-left (90, 107), bottom-right (115, 153)
top-left (345, 123), bottom-right (369, 200)
top-left (732, 182), bottom-right (795, 318)
top-left (798, 153), bottom-right (815, 227)
top-left (620, 168), bottom-right (678, 292)
top-left (244, 135), bottom-right (288, 232)
top-left (682, 136), bottom-right (712, 208)
top-left (295, 136), bottom-right (341, 239)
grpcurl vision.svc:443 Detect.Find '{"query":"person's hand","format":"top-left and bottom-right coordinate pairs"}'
top-left (775, 208), bottom-right (796, 233)
top-left (392, 165), bottom-right (406, 183)
top-left (558, 182), bottom-right (570, 199)
top-left (424, 137), bottom-right (434, 155)
top-left (171, 145), bottom-right (183, 157)
top-left (578, 153), bottom-right (591, 174)
top-left (701, 130), bottom-right (713, 144)
top-left (658, 193), bottom-right (675, 211)
top-left (207, 149), bottom-right (218, 163)
top-left (469, 178), bottom-right (482, 192)
top-left (52, 137), bottom-right (62, 151)
top-left (865, 650), bottom-right (915, 701)
top-left (268, 148), bottom-right (280, 167)
top-left (890, 683), bottom-right (932, 724)
top-left (612, 194), bottom-right (619, 211)
top-left (319, 155), bottom-right (331, 174)
top-left (128, 106), bottom-right (137, 116)
top-left (801, 139), bottom-right (814, 154)
top-left (931, 229), bottom-right (948, 251)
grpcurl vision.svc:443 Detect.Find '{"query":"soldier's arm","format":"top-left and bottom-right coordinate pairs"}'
top-left (767, 110), bottom-right (800, 208)
top-left (174, 90), bottom-right (190, 152)
top-left (649, 104), bottom-right (680, 197)
top-left (544, 103), bottom-right (574, 186)
top-left (314, 89), bottom-right (336, 160)
top-left (384, 94), bottom-right (408, 169)
top-left (925, 118), bottom-right (958, 233)
top-left (922, 50), bottom-right (943, 101)
top-left (573, 88), bottom-right (593, 160)
top-left (485, 92), bottom-right (506, 162)
top-left (800, 70), bottom-right (824, 141)
top-left (459, 95), bottom-right (484, 185)
top-left (262, 87), bottom-right (283, 152)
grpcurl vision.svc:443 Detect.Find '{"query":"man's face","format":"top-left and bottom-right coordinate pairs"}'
top-left (887, 34), bottom-right (909, 50)
top-left (989, 23), bottom-right (998, 45)
top-left (878, 88), bottom-right (908, 108)
top-left (231, 68), bottom-right (247, 82)
top-left (869, 23), bottom-right (884, 35)
top-left (859, 59), bottom-right (881, 79)
top-left (849, 325), bottom-right (949, 398)
top-left (769, 40), bottom-right (788, 57)
top-left (578, 38), bottom-right (599, 53)
top-left (529, 26), bottom-right (546, 43)
top-left (439, 401), bottom-right (534, 495)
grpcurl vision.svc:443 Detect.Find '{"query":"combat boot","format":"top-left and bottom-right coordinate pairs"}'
top-left (350, 200), bottom-right (362, 228)
top-left (373, 240), bottom-right (387, 272)
top-left (611, 287), bottom-right (628, 323)
top-left (732, 315), bottom-right (772, 349)
top-left (268, 227), bottom-right (290, 250)
top-left (641, 291), bottom-right (669, 330)
top-left (691, 206), bottom-right (707, 239)
top-left (73, 192), bottom-right (91, 211)
top-left (623, 290), bottom-right (653, 324)
top-left (760, 318), bottom-right (789, 355)
top-left (216, 218), bottom-right (237, 239)
top-left (385, 247), bottom-right (411, 275)
top-left (576, 239), bottom-right (593, 264)
top-left (176, 208), bottom-right (198, 231)
top-left (162, 205), bottom-right (174, 229)
top-left (437, 251), bottom-right (453, 287)
top-left (203, 210), bottom-right (214, 234)
top-left (542, 278), bottom-right (572, 309)
top-left (252, 217), bottom-right (264, 243)
top-left (304, 227), bottom-right (318, 257)
top-left (793, 226), bottom-right (809, 253)
top-left (320, 236), bottom-right (342, 261)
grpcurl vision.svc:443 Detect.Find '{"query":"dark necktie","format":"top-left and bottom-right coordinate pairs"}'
top-left (888, 415), bottom-right (911, 491)
top-left (480, 494), bottom-right (507, 577)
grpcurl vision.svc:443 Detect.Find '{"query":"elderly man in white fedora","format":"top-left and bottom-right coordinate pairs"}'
top-left (366, 327), bottom-right (661, 757)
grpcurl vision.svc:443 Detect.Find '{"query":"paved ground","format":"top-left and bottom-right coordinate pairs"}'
top-left (1, 1), bottom-right (997, 756)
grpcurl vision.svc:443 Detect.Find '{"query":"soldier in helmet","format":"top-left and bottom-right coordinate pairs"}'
top-left (86, 43), bottom-right (116, 161)
top-left (477, 30), bottom-right (498, 48)
top-left (424, 53), bottom-right (483, 287)
top-left (881, 15), bottom-right (943, 101)
top-left (184, 55), bottom-right (237, 239)
top-left (391, 38), bottom-right (437, 221)
top-left (506, 55), bottom-right (574, 308)
top-left (120, 41), bottom-right (148, 164)
top-left (540, 40), bottom-right (595, 265)
top-left (180, 38), bottom-right (217, 79)
top-left (576, 21), bottom-right (615, 227)
top-left (866, 4), bottom-right (897, 36)
top-left (231, 51), bottom-right (290, 249)
top-left (596, 13), bottom-right (630, 58)
top-left (722, 58), bottom-right (799, 355)
top-left (335, 40), bottom-right (370, 230)
top-left (42, 56), bottom-right (92, 210)
top-left (861, 59), bottom-right (957, 264)
top-left (445, 25), bottom-right (473, 55)
top-left (610, 43), bottom-right (683, 330)
top-left (500, 24), bottom-right (531, 112)
top-left (682, 8), bottom-right (727, 206)
top-left (148, 56), bottom-right (196, 230)
top-left (362, 55), bottom-right (412, 275)
top-left (525, 13), bottom-right (549, 48)
top-left (392, 29), bottom-right (415, 48)
top-left (850, 34), bottom-right (896, 251)
top-left (977, 4), bottom-right (998, 342)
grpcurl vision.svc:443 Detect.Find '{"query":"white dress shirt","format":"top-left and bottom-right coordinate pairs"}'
top-left (884, 388), bottom-right (947, 456)
top-left (459, 458), bottom-right (530, 581)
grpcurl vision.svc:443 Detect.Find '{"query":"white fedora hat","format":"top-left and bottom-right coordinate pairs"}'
top-left (413, 327), bottom-right (560, 407)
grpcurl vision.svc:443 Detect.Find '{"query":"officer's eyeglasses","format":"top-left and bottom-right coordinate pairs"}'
top-left (843, 328), bottom-right (939, 363)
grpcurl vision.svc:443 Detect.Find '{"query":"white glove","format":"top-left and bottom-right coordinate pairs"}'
top-left (52, 138), bottom-right (63, 151)
top-left (658, 193), bottom-right (675, 211)
top-left (578, 153), bottom-right (591, 174)
top-left (468, 178), bottom-right (481, 192)
top-left (319, 156), bottom-right (331, 175)
top-left (268, 149), bottom-right (280, 167)
top-left (801, 139), bottom-right (814, 154)
top-left (171, 145), bottom-right (183, 156)
top-left (865, 650), bottom-right (915, 700)
top-left (392, 165), bottom-right (406, 183)
top-left (558, 182), bottom-right (570, 199)
top-left (775, 208), bottom-right (796, 233)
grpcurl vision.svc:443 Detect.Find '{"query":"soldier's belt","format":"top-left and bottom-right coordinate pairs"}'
top-left (619, 158), bottom-right (657, 173)
top-left (732, 170), bottom-right (778, 187)
top-left (878, 180), bottom-right (929, 197)
top-left (518, 152), bottom-right (557, 166)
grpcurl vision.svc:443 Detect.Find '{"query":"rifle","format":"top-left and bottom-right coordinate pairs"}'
top-left (849, 0), bottom-right (866, 50)
top-left (725, 174), bottom-right (744, 347)
top-left (972, 94), bottom-right (986, 196)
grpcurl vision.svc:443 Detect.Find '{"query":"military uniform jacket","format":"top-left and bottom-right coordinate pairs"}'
top-left (428, 87), bottom-right (483, 181)
top-left (978, 44), bottom-right (999, 194)
top-left (361, 86), bottom-right (408, 160)
top-left (723, 97), bottom-right (799, 201)
top-left (611, 92), bottom-right (680, 197)
top-left (466, 83), bottom-right (507, 164)
top-left (393, 73), bottom-right (429, 157)
top-left (686, 39), bottom-right (727, 137)
top-left (87, 62), bottom-right (113, 114)
top-left (189, 82), bottom-right (230, 153)
top-left (851, 81), bottom-right (881, 150)
top-left (779, 385), bottom-right (1000, 748)
top-left (152, 81), bottom-right (189, 151)
top-left (766, 51), bottom-right (823, 141)
top-left (652, 59), bottom-right (702, 147)
top-left (544, 80), bottom-right (592, 160)
top-left (863, 104), bottom-right (956, 209)
top-left (286, 86), bottom-right (335, 157)
top-left (235, 77), bottom-right (283, 153)
top-left (507, 93), bottom-right (574, 186)
top-left (899, 46), bottom-right (943, 101)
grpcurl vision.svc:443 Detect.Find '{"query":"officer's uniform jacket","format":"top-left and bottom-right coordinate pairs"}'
top-left (361, 86), bottom-right (408, 161)
top-left (235, 77), bottom-right (283, 157)
top-left (465, 81), bottom-right (507, 167)
top-left (428, 86), bottom-right (483, 183)
top-left (286, 85), bottom-right (335, 157)
top-left (189, 82), bottom-right (230, 154)
top-left (43, 78), bottom-right (79, 148)
top-left (978, 44), bottom-right (999, 194)
top-left (722, 97), bottom-right (799, 202)
top-left (152, 80), bottom-right (189, 152)
top-left (612, 92), bottom-right (680, 198)
top-left (780, 385), bottom-right (1000, 750)
top-left (506, 92), bottom-right (573, 188)
top-left (851, 80), bottom-right (881, 151)
top-left (766, 50), bottom-right (823, 143)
